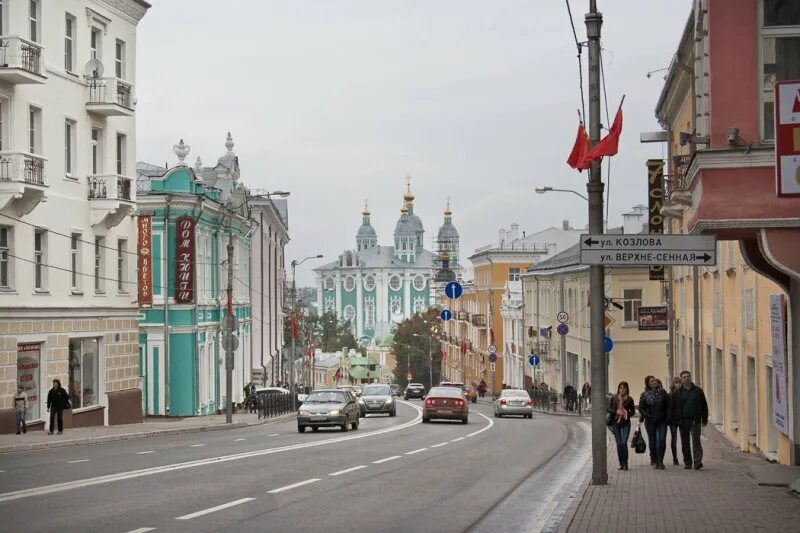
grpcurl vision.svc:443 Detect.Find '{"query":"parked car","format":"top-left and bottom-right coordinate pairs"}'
top-left (297, 389), bottom-right (360, 433)
top-left (389, 384), bottom-right (401, 396)
top-left (358, 384), bottom-right (396, 417)
top-left (404, 383), bottom-right (426, 400)
top-left (439, 381), bottom-right (476, 403)
top-left (494, 389), bottom-right (533, 418)
top-left (254, 386), bottom-right (291, 397)
top-left (422, 386), bottom-right (468, 424)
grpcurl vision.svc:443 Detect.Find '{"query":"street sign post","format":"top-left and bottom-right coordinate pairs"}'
top-left (440, 309), bottom-right (453, 321)
top-left (488, 353), bottom-right (497, 363)
top-left (556, 311), bottom-right (569, 324)
top-left (580, 234), bottom-right (716, 266)
top-left (528, 354), bottom-right (540, 366)
top-left (490, 362), bottom-right (496, 372)
top-left (557, 323), bottom-right (569, 336)
top-left (604, 336), bottom-right (614, 353)
top-left (222, 334), bottom-right (239, 352)
top-left (488, 344), bottom-right (497, 354)
top-left (222, 314), bottom-right (239, 332)
top-left (444, 281), bottom-right (463, 299)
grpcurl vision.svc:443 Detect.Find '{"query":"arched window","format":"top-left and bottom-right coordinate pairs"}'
top-left (345, 252), bottom-right (353, 267)
top-left (344, 305), bottom-right (355, 323)
top-left (343, 275), bottom-right (355, 292)
top-left (389, 274), bottom-right (402, 291)
top-left (365, 301), bottom-right (375, 326)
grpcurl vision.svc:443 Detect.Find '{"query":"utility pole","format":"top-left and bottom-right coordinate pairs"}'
top-left (290, 261), bottom-right (297, 409)
top-left (586, 0), bottom-right (608, 485)
top-left (225, 220), bottom-right (235, 424)
top-left (488, 286), bottom-right (494, 399)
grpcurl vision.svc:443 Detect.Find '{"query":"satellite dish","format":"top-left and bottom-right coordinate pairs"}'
top-left (85, 58), bottom-right (104, 78)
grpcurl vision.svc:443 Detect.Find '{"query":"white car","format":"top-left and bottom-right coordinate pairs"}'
top-left (494, 389), bottom-right (533, 418)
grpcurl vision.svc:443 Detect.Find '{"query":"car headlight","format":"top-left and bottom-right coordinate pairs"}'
top-left (328, 410), bottom-right (340, 416)
top-left (385, 397), bottom-right (393, 403)
top-left (299, 410), bottom-right (309, 416)
top-left (358, 398), bottom-right (365, 404)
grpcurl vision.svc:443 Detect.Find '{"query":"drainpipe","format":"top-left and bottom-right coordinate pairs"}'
top-left (560, 277), bottom-right (567, 392)
top-left (693, 266), bottom-right (701, 382)
top-left (163, 196), bottom-right (171, 414)
top-left (260, 210), bottom-right (265, 385)
top-left (536, 277), bottom-right (540, 387)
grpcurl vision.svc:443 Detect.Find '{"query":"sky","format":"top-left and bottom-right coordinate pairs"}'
top-left (136, 0), bottom-right (690, 286)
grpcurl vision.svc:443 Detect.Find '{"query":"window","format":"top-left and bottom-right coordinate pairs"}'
top-left (90, 128), bottom-right (102, 174)
top-left (363, 274), bottom-right (375, 291)
top-left (17, 343), bottom-right (42, 421)
top-left (28, 107), bottom-right (41, 154)
top-left (117, 239), bottom-right (127, 292)
top-left (0, 226), bottom-right (11, 289)
top-left (68, 338), bottom-right (100, 409)
top-left (344, 305), bottom-right (355, 323)
top-left (0, 0), bottom-right (4, 35)
top-left (34, 230), bottom-right (45, 290)
top-left (760, 3), bottom-right (800, 140)
top-left (0, 99), bottom-right (4, 151)
top-left (70, 233), bottom-right (80, 290)
top-left (94, 237), bottom-right (104, 293)
top-left (343, 275), bottom-right (355, 292)
top-left (116, 133), bottom-right (126, 175)
top-left (389, 274), bottom-right (402, 291)
top-left (90, 27), bottom-right (102, 60)
top-left (64, 120), bottom-right (76, 176)
top-left (323, 276), bottom-right (335, 291)
top-left (763, 0), bottom-right (800, 27)
top-left (65, 15), bottom-right (76, 72)
top-left (509, 267), bottom-right (521, 282)
top-left (115, 40), bottom-right (126, 79)
top-left (622, 289), bottom-right (642, 325)
top-left (412, 274), bottom-right (426, 291)
top-left (29, 1), bottom-right (39, 43)
top-left (365, 300), bottom-right (375, 326)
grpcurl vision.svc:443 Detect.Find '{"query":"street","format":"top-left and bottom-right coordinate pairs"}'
top-left (0, 402), bottom-right (589, 533)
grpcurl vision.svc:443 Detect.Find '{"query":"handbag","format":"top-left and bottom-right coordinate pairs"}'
top-left (631, 426), bottom-right (647, 454)
top-left (605, 410), bottom-right (614, 426)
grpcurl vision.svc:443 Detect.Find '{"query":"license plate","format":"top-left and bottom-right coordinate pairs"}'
top-left (511, 402), bottom-right (524, 406)
top-left (438, 409), bottom-right (452, 414)
top-left (310, 416), bottom-right (327, 421)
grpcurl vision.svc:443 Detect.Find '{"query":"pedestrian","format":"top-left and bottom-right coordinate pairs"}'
top-left (14, 386), bottom-right (27, 435)
top-left (581, 381), bottom-right (591, 408)
top-left (608, 381), bottom-right (635, 470)
top-left (668, 370), bottom-right (709, 470)
top-left (563, 384), bottom-right (574, 411)
top-left (667, 376), bottom-right (682, 465)
top-left (639, 376), bottom-right (669, 469)
top-left (46, 379), bottom-right (70, 435)
top-left (478, 379), bottom-right (487, 398)
top-left (640, 375), bottom-right (656, 465)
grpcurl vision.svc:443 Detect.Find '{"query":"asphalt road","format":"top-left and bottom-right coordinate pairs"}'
top-left (0, 400), bottom-right (590, 533)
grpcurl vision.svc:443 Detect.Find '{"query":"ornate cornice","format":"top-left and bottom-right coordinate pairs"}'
top-left (97, 0), bottom-right (150, 23)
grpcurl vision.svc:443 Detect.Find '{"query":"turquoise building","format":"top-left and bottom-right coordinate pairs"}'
top-left (136, 137), bottom-right (252, 416)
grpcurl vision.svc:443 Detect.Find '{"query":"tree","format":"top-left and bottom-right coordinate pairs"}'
top-left (392, 308), bottom-right (442, 387)
top-left (285, 310), bottom-right (360, 354)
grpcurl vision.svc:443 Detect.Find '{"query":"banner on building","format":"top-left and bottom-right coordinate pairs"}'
top-left (175, 215), bottom-right (196, 304)
top-left (774, 80), bottom-right (800, 197)
top-left (137, 216), bottom-right (153, 306)
top-left (17, 343), bottom-right (41, 421)
top-left (770, 294), bottom-right (789, 435)
top-left (637, 306), bottom-right (668, 331)
top-left (647, 159), bottom-right (665, 280)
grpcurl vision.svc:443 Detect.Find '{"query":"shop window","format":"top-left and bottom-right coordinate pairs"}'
top-left (17, 343), bottom-right (42, 421)
top-left (68, 338), bottom-right (100, 409)
top-left (760, 1), bottom-right (800, 140)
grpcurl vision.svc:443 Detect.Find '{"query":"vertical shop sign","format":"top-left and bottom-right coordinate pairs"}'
top-left (647, 159), bottom-right (665, 280)
top-left (770, 294), bottom-right (788, 434)
top-left (137, 216), bottom-right (153, 305)
top-left (175, 216), bottom-right (195, 303)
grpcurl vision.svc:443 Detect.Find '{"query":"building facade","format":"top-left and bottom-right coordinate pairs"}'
top-left (0, 0), bottom-right (149, 433)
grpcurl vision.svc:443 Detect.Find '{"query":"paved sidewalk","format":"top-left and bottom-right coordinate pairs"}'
top-left (0, 412), bottom-right (294, 454)
top-left (559, 423), bottom-right (800, 532)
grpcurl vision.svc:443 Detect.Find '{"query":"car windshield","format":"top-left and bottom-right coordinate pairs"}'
top-left (501, 390), bottom-right (529, 398)
top-left (362, 385), bottom-right (391, 396)
top-left (305, 391), bottom-right (347, 404)
top-left (428, 387), bottom-right (463, 398)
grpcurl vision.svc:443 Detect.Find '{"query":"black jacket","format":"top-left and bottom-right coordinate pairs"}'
top-left (47, 387), bottom-right (70, 411)
top-left (668, 384), bottom-right (708, 424)
top-left (608, 395), bottom-right (635, 426)
top-left (639, 389), bottom-right (669, 424)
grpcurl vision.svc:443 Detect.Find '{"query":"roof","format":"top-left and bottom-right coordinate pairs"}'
top-left (348, 366), bottom-right (381, 380)
top-left (348, 355), bottom-right (378, 366)
top-left (315, 246), bottom-right (440, 272)
top-left (437, 220), bottom-right (459, 240)
top-left (357, 221), bottom-right (377, 238)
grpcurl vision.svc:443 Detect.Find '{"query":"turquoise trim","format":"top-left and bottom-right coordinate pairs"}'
top-left (169, 333), bottom-right (196, 416)
top-left (152, 233), bottom-right (162, 296)
top-left (153, 346), bottom-right (160, 415)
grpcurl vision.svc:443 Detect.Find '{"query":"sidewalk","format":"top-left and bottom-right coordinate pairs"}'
top-left (559, 424), bottom-right (800, 532)
top-left (0, 412), bottom-right (295, 454)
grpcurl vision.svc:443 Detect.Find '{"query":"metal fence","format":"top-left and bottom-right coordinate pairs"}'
top-left (253, 393), bottom-right (294, 420)
top-left (528, 389), bottom-right (591, 416)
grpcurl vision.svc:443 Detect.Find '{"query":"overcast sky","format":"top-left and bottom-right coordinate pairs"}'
top-left (136, 1), bottom-right (689, 286)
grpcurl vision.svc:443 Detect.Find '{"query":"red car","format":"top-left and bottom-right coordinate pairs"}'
top-left (422, 386), bottom-right (468, 424)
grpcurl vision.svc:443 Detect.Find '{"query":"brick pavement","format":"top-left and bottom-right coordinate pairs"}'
top-left (559, 423), bottom-right (800, 532)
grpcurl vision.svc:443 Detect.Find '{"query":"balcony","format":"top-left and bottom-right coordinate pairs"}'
top-left (86, 78), bottom-right (135, 116)
top-left (471, 313), bottom-right (486, 327)
top-left (88, 174), bottom-right (135, 229)
top-left (663, 154), bottom-right (693, 217)
top-left (0, 37), bottom-right (46, 84)
top-left (0, 152), bottom-right (47, 215)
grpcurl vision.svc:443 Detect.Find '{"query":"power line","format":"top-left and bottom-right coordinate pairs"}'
top-left (565, 0), bottom-right (586, 121)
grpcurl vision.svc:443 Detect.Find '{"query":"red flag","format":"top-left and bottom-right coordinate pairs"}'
top-left (580, 102), bottom-right (623, 167)
top-left (461, 342), bottom-right (467, 355)
top-left (292, 317), bottom-right (298, 339)
top-left (566, 121), bottom-right (590, 171)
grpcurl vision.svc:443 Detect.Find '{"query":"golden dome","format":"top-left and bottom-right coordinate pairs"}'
top-left (400, 203), bottom-right (409, 214)
top-left (362, 199), bottom-right (370, 217)
top-left (403, 175), bottom-right (415, 202)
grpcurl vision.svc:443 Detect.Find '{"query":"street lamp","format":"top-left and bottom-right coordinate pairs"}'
top-left (290, 254), bottom-right (323, 408)
top-left (412, 333), bottom-right (437, 389)
top-left (535, 186), bottom-right (588, 201)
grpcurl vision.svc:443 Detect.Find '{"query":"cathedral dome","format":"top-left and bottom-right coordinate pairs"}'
top-left (357, 222), bottom-right (377, 238)
top-left (437, 220), bottom-right (459, 241)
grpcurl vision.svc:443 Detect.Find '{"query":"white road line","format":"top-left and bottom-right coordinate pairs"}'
top-left (372, 455), bottom-right (401, 464)
top-left (136, 451), bottom-right (156, 455)
top-left (66, 459), bottom-right (91, 464)
top-left (175, 497), bottom-right (255, 520)
top-left (234, 438), bottom-right (246, 442)
top-left (466, 412), bottom-right (495, 437)
top-left (329, 465), bottom-right (367, 477)
top-left (124, 528), bottom-right (155, 533)
top-left (269, 433), bottom-right (279, 437)
top-left (189, 444), bottom-right (205, 448)
top-left (405, 448), bottom-right (428, 455)
top-left (267, 478), bottom-right (320, 494)
top-left (451, 437), bottom-right (465, 442)
top-left (430, 442), bottom-right (449, 448)
top-left (0, 400), bottom-right (423, 504)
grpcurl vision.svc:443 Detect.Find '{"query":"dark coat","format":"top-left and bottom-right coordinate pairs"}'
top-left (668, 384), bottom-right (708, 424)
top-left (639, 389), bottom-right (669, 424)
top-left (608, 395), bottom-right (635, 426)
top-left (47, 387), bottom-right (70, 411)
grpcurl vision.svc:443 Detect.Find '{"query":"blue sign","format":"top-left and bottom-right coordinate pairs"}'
top-left (529, 354), bottom-right (540, 366)
top-left (488, 353), bottom-right (497, 363)
top-left (604, 336), bottom-right (614, 353)
top-left (556, 323), bottom-right (569, 336)
top-left (440, 309), bottom-right (453, 321)
top-left (444, 281), bottom-right (463, 299)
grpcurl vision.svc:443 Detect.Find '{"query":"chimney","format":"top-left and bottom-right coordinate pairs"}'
top-left (562, 219), bottom-right (570, 230)
top-left (510, 223), bottom-right (519, 240)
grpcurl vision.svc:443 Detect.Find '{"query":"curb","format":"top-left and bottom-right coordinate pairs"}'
top-left (0, 413), bottom-right (296, 454)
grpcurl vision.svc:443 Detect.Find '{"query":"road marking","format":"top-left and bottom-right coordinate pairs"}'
top-left (430, 442), bottom-right (449, 448)
top-left (405, 448), bottom-right (428, 455)
top-left (66, 459), bottom-right (91, 464)
top-left (234, 438), bottom-right (246, 442)
top-left (124, 528), bottom-right (155, 533)
top-left (329, 465), bottom-right (367, 477)
top-left (176, 497), bottom-right (255, 520)
top-left (0, 400), bottom-right (422, 504)
top-left (372, 455), bottom-right (401, 464)
top-left (136, 451), bottom-right (156, 455)
top-left (189, 444), bottom-right (205, 448)
top-left (467, 412), bottom-right (495, 437)
top-left (269, 433), bottom-right (280, 437)
top-left (267, 478), bottom-right (320, 494)
top-left (451, 437), bottom-right (465, 442)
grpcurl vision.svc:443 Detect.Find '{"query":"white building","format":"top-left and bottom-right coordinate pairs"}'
top-left (0, 0), bottom-right (149, 433)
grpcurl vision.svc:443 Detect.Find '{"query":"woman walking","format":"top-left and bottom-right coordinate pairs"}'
top-left (640, 376), bottom-right (656, 466)
top-left (640, 376), bottom-right (669, 469)
top-left (668, 376), bottom-right (682, 465)
top-left (608, 381), bottom-right (635, 470)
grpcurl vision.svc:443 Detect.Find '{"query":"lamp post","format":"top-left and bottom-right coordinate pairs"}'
top-left (535, 186), bottom-right (607, 232)
top-left (412, 333), bottom-right (435, 389)
top-left (290, 254), bottom-right (323, 409)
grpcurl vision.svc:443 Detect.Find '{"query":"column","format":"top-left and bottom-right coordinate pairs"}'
top-left (403, 271), bottom-right (412, 317)
top-left (356, 272), bottom-right (363, 339)
top-left (316, 276), bottom-right (323, 316)
top-left (335, 273), bottom-right (342, 316)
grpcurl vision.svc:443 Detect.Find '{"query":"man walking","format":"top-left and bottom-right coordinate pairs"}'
top-left (668, 371), bottom-right (708, 470)
top-left (14, 386), bottom-right (27, 434)
top-left (46, 379), bottom-right (70, 435)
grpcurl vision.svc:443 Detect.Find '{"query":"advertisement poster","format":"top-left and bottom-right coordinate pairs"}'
top-left (174, 215), bottom-right (195, 304)
top-left (637, 306), bottom-right (669, 331)
top-left (770, 294), bottom-right (788, 435)
top-left (137, 215), bottom-right (153, 305)
top-left (17, 343), bottom-right (41, 421)
top-left (647, 159), bottom-right (665, 280)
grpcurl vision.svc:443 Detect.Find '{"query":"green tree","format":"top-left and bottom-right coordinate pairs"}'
top-left (392, 308), bottom-right (442, 388)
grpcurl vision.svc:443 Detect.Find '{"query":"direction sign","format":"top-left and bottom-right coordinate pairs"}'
top-left (529, 354), bottom-right (540, 366)
top-left (487, 344), bottom-right (497, 354)
top-left (556, 323), bottom-right (569, 336)
top-left (440, 309), bottom-right (453, 321)
top-left (604, 336), bottom-right (614, 353)
top-left (490, 362), bottom-right (496, 372)
top-left (580, 234), bottom-right (716, 266)
top-left (488, 353), bottom-right (497, 363)
top-left (556, 311), bottom-right (569, 324)
top-left (444, 281), bottom-right (463, 299)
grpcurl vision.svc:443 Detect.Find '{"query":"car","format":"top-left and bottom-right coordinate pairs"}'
top-left (337, 385), bottom-right (359, 397)
top-left (297, 389), bottom-right (361, 433)
top-left (422, 386), bottom-right (468, 424)
top-left (358, 383), bottom-right (396, 417)
top-left (494, 389), bottom-right (534, 418)
top-left (254, 386), bottom-right (291, 396)
top-left (439, 381), bottom-right (477, 403)
top-left (389, 384), bottom-right (401, 396)
top-left (404, 382), bottom-right (426, 400)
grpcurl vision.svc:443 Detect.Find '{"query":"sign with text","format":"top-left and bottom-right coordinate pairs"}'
top-left (580, 234), bottom-right (716, 266)
top-left (775, 80), bottom-right (800, 196)
top-left (137, 216), bottom-right (153, 306)
top-left (17, 343), bottom-right (41, 421)
top-left (770, 294), bottom-right (789, 435)
top-left (647, 159), bottom-right (665, 280)
top-left (637, 306), bottom-right (668, 331)
top-left (174, 216), bottom-right (196, 304)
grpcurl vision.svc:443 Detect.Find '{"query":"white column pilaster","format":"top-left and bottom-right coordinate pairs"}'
top-left (404, 271), bottom-right (411, 317)
top-left (356, 272), bottom-right (363, 338)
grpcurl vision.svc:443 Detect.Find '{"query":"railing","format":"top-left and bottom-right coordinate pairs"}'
top-left (86, 77), bottom-right (135, 109)
top-left (667, 154), bottom-right (692, 200)
top-left (0, 36), bottom-right (44, 76)
top-left (527, 388), bottom-right (591, 417)
top-left (251, 392), bottom-right (294, 419)
top-left (474, 241), bottom-right (552, 254)
top-left (88, 174), bottom-right (133, 200)
top-left (0, 152), bottom-right (45, 185)
top-left (117, 176), bottom-right (132, 200)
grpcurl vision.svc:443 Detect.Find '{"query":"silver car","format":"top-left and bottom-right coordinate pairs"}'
top-left (297, 389), bottom-right (360, 432)
top-left (358, 384), bottom-right (396, 417)
top-left (494, 389), bottom-right (533, 418)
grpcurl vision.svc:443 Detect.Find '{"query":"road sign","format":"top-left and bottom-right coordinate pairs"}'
top-left (556, 311), bottom-right (569, 324)
top-left (488, 344), bottom-right (497, 354)
top-left (440, 309), bottom-right (453, 321)
top-left (222, 334), bottom-right (239, 352)
top-left (580, 234), bottom-right (716, 266)
top-left (529, 354), bottom-right (540, 366)
top-left (222, 314), bottom-right (239, 332)
top-left (775, 80), bottom-right (800, 196)
top-left (604, 336), bottom-right (614, 353)
top-left (444, 281), bottom-right (463, 299)
top-left (556, 323), bottom-right (569, 336)
top-left (604, 312), bottom-right (615, 329)
top-left (490, 362), bottom-right (496, 372)
top-left (488, 353), bottom-right (497, 363)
